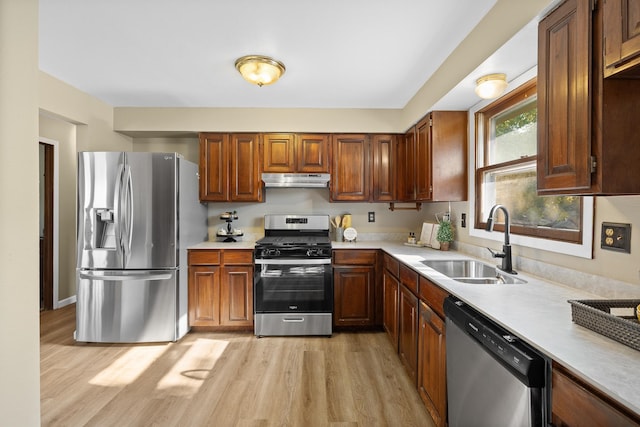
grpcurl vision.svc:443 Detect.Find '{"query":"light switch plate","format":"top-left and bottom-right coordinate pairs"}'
top-left (601, 222), bottom-right (631, 253)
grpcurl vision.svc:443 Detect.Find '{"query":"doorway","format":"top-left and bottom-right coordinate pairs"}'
top-left (39, 139), bottom-right (58, 310)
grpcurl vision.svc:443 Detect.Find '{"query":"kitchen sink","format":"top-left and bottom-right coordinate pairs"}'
top-left (420, 259), bottom-right (526, 284)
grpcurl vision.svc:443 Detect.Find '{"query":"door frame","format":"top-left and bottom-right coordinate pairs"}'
top-left (39, 137), bottom-right (59, 309)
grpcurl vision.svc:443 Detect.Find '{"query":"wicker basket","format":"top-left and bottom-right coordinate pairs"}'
top-left (568, 299), bottom-right (640, 351)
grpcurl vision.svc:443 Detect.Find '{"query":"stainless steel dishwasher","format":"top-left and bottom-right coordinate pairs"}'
top-left (444, 297), bottom-right (549, 427)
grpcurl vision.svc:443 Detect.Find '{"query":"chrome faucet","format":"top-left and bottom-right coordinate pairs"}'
top-left (485, 204), bottom-right (517, 274)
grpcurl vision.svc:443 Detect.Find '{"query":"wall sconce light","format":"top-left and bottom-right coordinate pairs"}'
top-left (475, 73), bottom-right (508, 99)
top-left (235, 55), bottom-right (286, 87)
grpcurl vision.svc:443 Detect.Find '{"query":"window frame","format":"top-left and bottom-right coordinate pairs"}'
top-left (468, 67), bottom-right (593, 259)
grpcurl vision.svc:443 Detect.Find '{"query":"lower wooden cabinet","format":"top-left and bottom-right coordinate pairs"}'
top-left (382, 266), bottom-right (400, 350)
top-left (418, 301), bottom-right (447, 427)
top-left (188, 249), bottom-right (253, 330)
top-left (551, 362), bottom-right (640, 426)
top-left (332, 249), bottom-right (378, 327)
top-left (398, 283), bottom-right (419, 384)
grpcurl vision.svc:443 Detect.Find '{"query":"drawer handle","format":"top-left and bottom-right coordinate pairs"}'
top-left (282, 317), bottom-right (304, 323)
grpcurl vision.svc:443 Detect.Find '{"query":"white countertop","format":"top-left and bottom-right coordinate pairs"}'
top-left (191, 239), bottom-right (640, 414)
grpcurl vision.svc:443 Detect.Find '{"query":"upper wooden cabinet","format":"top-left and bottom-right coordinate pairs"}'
top-left (604, 0), bottom-right (640, 77)
top-left (199, 133), bottom-right (229, 201)
top-left (414, 111), bottom-right (467, 202)
top-left (398, 128), bottom-right (416, 201)
top-left (538, 0), bottom-right (640, 195)
top-left (331, 134), bottom-right (371, 201)
top-left (199, 132), bottom-right (263, 202)
top-left (262, 133), bottom-right (330, 173)
top-left (372, 134), bottom-right (396, 202)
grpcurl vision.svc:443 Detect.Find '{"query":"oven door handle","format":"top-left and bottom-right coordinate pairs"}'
top-left (255, 258), bottom-right (331, 265)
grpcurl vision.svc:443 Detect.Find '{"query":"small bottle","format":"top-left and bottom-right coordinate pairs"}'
top-left (408, 232), bottom-right (416, 245)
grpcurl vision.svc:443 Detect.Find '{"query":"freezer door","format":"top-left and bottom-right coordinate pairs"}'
top-left (77, 152), bottom-right (178, 270)
top-left (76, 269), bottom-right (178, 343)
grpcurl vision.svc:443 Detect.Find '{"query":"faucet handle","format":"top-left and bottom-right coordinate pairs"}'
top-left (487, 247), bottom-right (505, 258)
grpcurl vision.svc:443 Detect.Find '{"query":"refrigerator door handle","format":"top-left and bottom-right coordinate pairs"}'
top-left (79, 271), bottom-right (173, 282)
top-left (122, 164), bottom-right (134, 265)
top-left (114, 161), bottom-right (126, 264)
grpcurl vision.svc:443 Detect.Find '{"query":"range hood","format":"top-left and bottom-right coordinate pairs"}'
top-left (262, 173), bottom-right (330, 188)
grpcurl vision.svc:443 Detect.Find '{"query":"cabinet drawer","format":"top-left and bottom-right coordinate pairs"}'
top-left (221, 250), bottom-right (253, 265)
top-left (188, 250), bottom-right (221, 265)
top-left (383, 253), bottom-right (399, 277)
top-left (333, 249), bottom-right (377, 265)
top-left (419, 276), bottom-right (448, 319)
top-left (399, 264), bottom-right (418, 295)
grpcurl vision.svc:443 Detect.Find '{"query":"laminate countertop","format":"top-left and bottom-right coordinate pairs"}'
top-left (190, 239), bottom-right (640, 415)
top-left (334, 240), bottom-right (640, 417)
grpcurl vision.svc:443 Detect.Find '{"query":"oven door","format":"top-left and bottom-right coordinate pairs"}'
top-left (254, 258), bottom-right (333, 313)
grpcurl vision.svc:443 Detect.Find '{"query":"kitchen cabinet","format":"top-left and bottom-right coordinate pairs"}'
top-left (188, 249), bottom-right (254, 330)
top-left (262, 133), bottom-right (330, 173)
top-left (414, 111), bottom-right (467, 202)
top-left (398, 264), bottom-right (419, 385)
top-left (330, 134), bottom-right (370, 201)
top-left (372, 134), bottom-right (396, 201)
top-left (604, 0), bottom-right (640, 77)
top-left (537, 0), bottom-right (640, 195)
top-left (199, 133), bottom-right (229, 201)
top-left (199, 132), bottom-right (263, 202)
top-left (417, 276), bottom-right (448, 427)
top-left (332, 249), bottom-right (378, 327)
top-left (551, 362), bottom-right (640, 426)
top-left (382, 254), bottom-right (400, 349)
top-left (397, 128), bottom-right (416, 201)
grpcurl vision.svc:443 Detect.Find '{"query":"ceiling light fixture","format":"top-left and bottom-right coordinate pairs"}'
top-left (235, 55), bottom-right (286, 87)
top-left (475, 73), bottom-right (508, 99)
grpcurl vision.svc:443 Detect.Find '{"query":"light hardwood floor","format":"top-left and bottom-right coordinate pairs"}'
top-left (41, 305), bottom-right (434, 426)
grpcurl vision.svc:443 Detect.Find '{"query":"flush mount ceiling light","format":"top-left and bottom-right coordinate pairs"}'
top-left (235, 55), bottom-right (286, 87)
top-left (475, 73), bottom-right (508, 99)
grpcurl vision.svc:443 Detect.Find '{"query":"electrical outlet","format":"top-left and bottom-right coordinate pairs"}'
top-left (368, 212), bottom-right (375, 222)
top-left (601, 222), bottom-right (631, 253)
top-left (461, 213), bottom-right (466, 228)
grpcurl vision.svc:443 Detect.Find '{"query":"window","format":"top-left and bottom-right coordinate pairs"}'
top-left (475, 78), bottom-right (583, 244)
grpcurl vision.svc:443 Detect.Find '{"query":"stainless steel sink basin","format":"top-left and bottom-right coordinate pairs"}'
top-left (420, 259), bottom-right (526, 284)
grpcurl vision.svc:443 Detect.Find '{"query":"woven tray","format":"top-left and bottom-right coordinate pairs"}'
top-left (568, 299), bottom-right (640, 351)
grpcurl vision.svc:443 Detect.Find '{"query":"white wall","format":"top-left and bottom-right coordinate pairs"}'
top-left (0, 0), bottom-right (41, 425)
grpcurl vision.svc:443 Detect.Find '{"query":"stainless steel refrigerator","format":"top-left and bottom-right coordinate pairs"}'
top-left (75, 152), bottom-right (207, 343)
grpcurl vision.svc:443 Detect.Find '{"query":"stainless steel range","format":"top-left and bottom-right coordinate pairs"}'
top-left (254, 214), bottom-right (333, 337)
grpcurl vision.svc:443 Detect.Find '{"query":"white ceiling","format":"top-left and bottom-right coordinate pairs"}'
top-left (38, 0), bottom-right (550, 111)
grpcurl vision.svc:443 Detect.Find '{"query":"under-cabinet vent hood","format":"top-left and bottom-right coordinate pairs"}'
top-left (262, 173), bottom-right (330, 188)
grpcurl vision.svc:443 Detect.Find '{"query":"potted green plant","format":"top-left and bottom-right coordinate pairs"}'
top-left (436, 219), bottom-right (454, 251)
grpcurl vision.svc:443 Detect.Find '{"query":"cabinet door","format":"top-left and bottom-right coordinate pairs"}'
top-left (415, 115), bottom-right (432, 201)
top-left (220, 265), bottom-right (254, 327)
top-left (297, 134), bottom-right (330, 173)
top-left (430, 111), bottom-right (467, 201)
top-left (398, 128), bottom-right (416, 201)
top-left (263, 133), bottom-right (295, 173)
top-left (383, 268), bottom-right (399, 350)
top-left (330, 134), bottom-right (370, 201)
top-left (551, 363), bottom-right (640, 426)
top-left (537, 0), bottom-right (593, 194)
top-left (333, 266), bottom-right (375, 327)
top-left (188, 265), bottom-right (221, 327)
top-left (398, 284), bottom-right (419, 384)
top-left (230, 133), bottom-right (262, 202)
top-left (604, 0), bottom-right (640, 77)
top-left (372, 134), bottom-right (396, 201)
top-left (418, 301), bottom-right (447, 427)
top-left (199, 133), bottom-right (229, 202)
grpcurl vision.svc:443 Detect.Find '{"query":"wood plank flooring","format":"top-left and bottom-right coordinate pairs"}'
top-left (41, 305), bottom-right (434, 427)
